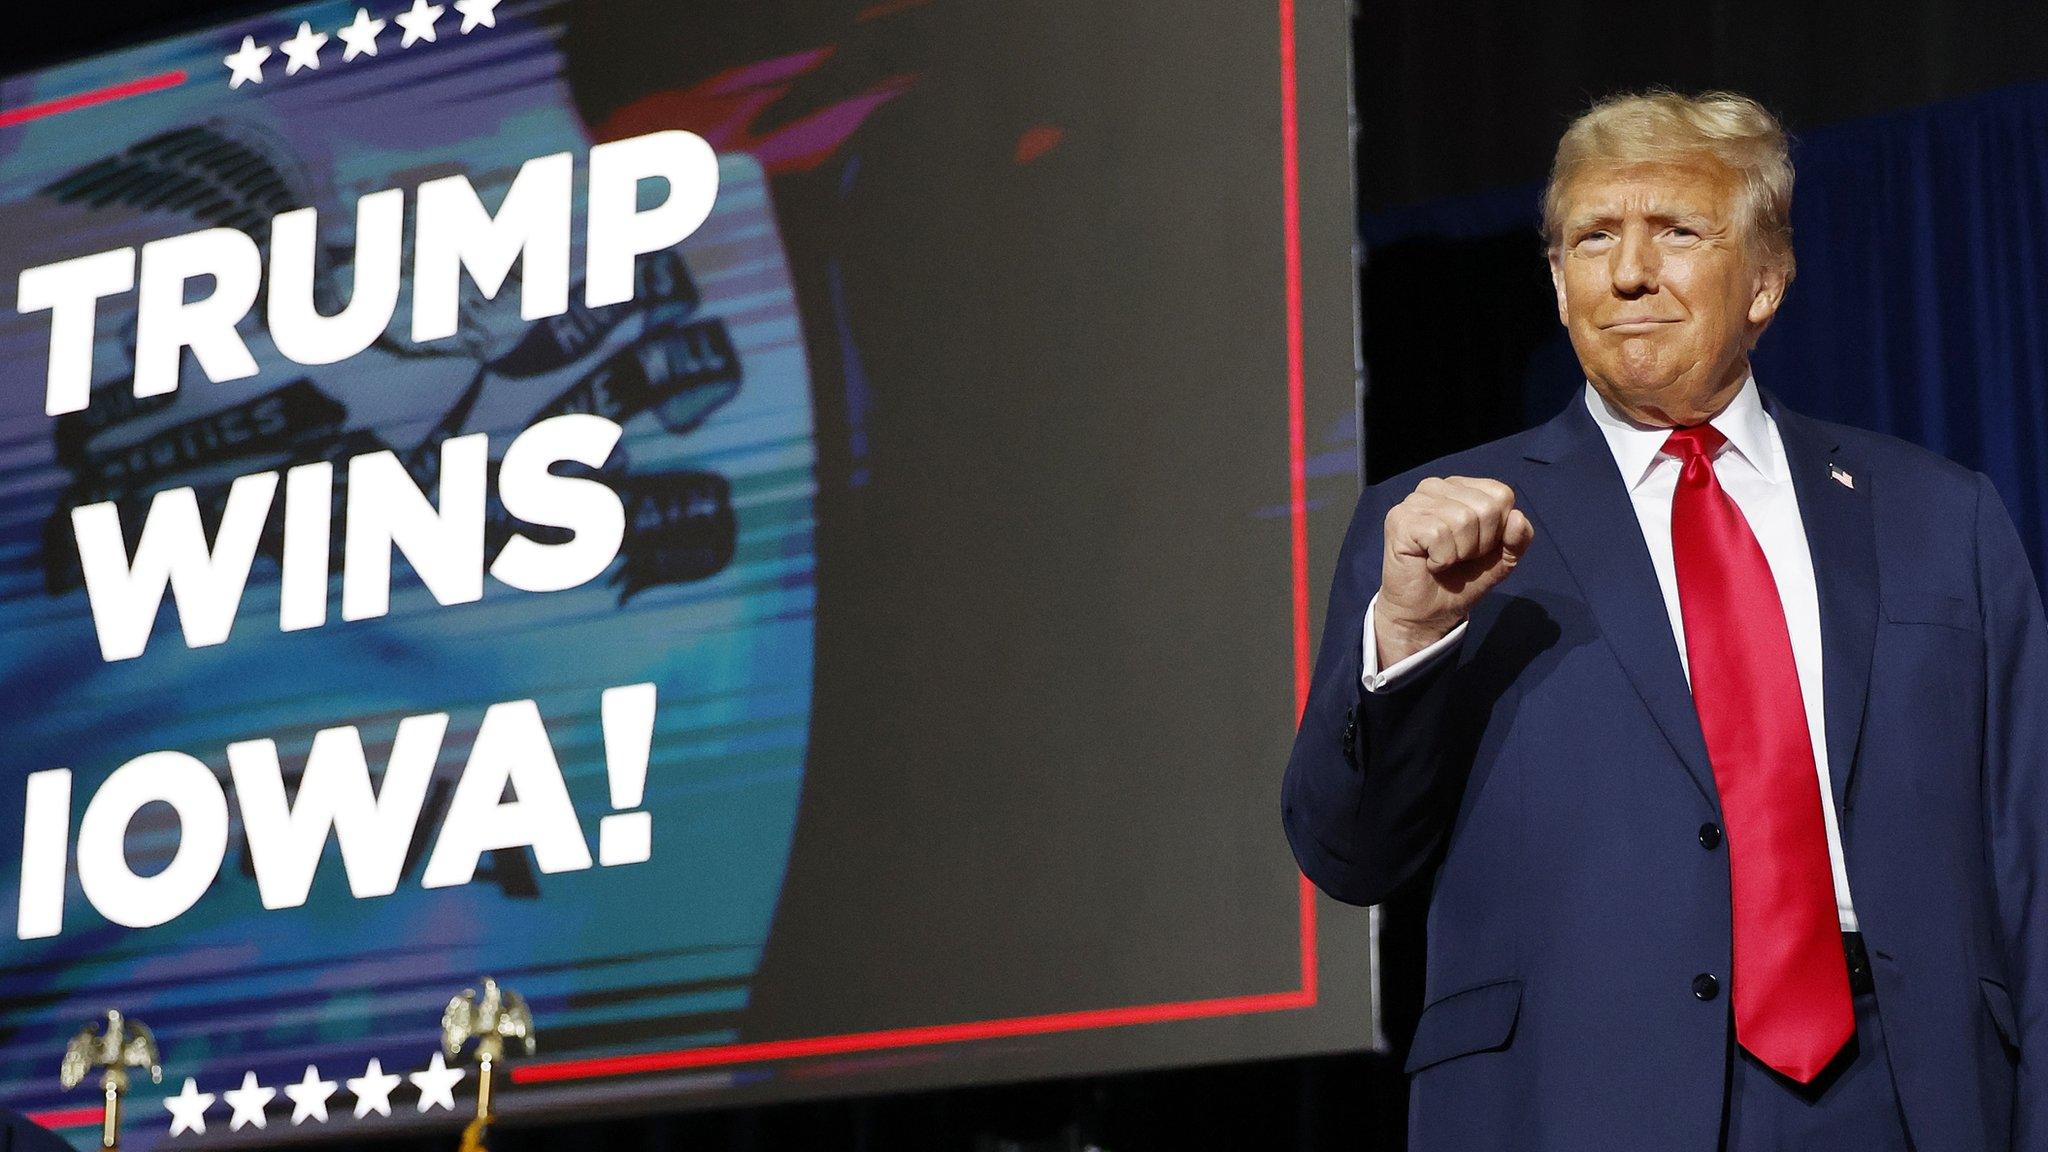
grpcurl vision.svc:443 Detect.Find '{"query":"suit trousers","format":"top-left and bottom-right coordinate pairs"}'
top-left (1724, 988), bottom-right (1912, 1151)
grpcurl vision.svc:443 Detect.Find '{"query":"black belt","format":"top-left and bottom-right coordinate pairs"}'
top-left (1842, 931), bottom-right (1874, 996)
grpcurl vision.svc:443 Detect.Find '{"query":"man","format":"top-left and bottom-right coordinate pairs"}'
top-left (1283, 89), bottom-right (2048, 1150)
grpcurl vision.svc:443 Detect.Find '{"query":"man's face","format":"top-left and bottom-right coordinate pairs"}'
top-left (1548, 159), bottom-right (1786, 426)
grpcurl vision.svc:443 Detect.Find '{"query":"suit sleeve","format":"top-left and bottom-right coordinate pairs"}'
top-left (1281, 481), bottom-right (1465, 906)
top-left (1976, 472), bottom-right (2048, 1144)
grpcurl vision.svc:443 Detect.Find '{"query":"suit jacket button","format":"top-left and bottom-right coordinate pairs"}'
top-left (1698, 823), bottom-right (1723, 850)
top-left (1342, 705), bottom-right (1359, 760)
top-left (1692, 973), bottom-right (1720, 1001)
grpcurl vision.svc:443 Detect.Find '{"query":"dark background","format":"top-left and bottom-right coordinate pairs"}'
top-left (11, 1), bottom-right (2048, 1148)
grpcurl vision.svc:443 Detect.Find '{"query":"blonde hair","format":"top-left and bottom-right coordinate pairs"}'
top-left (1543, 89), bottom-right (1796, 283)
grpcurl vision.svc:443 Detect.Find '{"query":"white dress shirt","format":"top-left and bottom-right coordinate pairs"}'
top-left (1360, 377), bottom-right (1859, 930)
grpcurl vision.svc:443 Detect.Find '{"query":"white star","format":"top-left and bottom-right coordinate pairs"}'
top-left (394, 0), bottom-right (445, 47)
top-left (336, 8), bottom-right (387, 60)
top-left (279, 22), bottom-right (329, 74)
top-left (346, 1058), bottom-right (402, 1118)
top-left (409, 1052), bottom-right (466, 1112)
top-left (223, 36), bottom-right (272, 88)
top-left (222, 1070), bottom-right (277, 1131)
top-left (163, 1078), bottom-right (215, 1137)
top-left (453, 0), bottom-right (499, 32)
top-left (282, 1065), bottom-right (338, 1125)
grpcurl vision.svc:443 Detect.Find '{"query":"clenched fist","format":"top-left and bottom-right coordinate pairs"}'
top-left (1376, 476), bottom-right (1535, 667)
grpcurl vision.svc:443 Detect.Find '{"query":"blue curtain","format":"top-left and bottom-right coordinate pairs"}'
top-left (1768, 82), bottom-right (2048, 579)
top-left (1362, 81), bottom-right (2048, 580)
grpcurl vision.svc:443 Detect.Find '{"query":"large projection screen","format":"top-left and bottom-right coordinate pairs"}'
top-left (0, 0), bottom-right (1366, 1144)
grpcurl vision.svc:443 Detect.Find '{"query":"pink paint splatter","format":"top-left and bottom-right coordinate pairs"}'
top-left (1014, 125), bottom-right (1064, 165)
top-left (596, 47), bottom-right (917, 176)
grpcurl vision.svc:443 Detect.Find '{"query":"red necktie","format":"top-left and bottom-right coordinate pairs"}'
top-left (1665, 424), bottom-right (1852, 1084)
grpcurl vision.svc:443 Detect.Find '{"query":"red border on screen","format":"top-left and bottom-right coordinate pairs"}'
top-left (23, 0), bottom-right (1320, 1124)
top-left (512, 0), bottom-right (1322, 1088)
top-left (0, 70), bottom-right (188, 129)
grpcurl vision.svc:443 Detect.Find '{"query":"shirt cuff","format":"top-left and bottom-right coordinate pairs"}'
top-left (1361, 591), bottom-right (1467, 693)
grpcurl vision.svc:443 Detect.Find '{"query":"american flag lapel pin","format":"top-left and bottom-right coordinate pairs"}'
top-left (1830, 463), bottom-right (1855, 489)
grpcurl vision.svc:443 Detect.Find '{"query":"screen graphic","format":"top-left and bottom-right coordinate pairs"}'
top-left (0, 0), bottom-right (1364, 1144)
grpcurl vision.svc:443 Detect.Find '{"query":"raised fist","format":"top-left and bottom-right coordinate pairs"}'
top-left (1376, 476), bottom-right (1534, 666)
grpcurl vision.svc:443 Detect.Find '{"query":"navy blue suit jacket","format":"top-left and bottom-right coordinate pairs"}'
top-left (1283, 389), bottom-right (2048, 1150)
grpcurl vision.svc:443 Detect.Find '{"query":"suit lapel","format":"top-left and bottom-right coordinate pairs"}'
top-left (1518, 398), bottom-right (1719, 809)
top-left (1767, 394), bottom-right (1878, 813)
